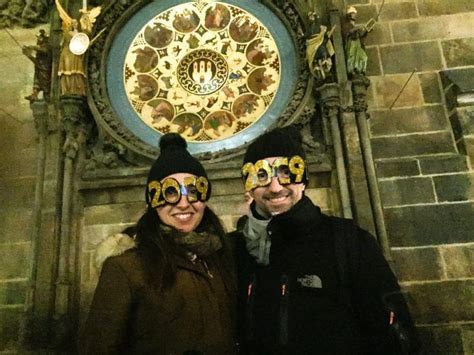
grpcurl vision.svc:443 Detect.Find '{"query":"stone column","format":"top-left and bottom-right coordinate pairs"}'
top-left (329, 9), bottom-right (376, 235)
top-left (352, 76), bottom-right (392, 262)
top-left (19, 100), bottom-right (50, 348)
top-left (317, 83), bottom-right (352, 218)
top-left (51, 96), bottom-right (88, 349)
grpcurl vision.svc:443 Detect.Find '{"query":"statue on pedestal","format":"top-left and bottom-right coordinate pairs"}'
top-left (342, 6), bottom-right (374, 76)
top-left (305, 11), bottom-right (335, 81)
top-left (55, 0), bottom-right (101, 96)
top-left (23, 29), bottom-right (52, 101)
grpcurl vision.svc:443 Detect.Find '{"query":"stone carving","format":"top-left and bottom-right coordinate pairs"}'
top-left (60, 97), bottom-right (91, 160)
top-left (85, 133), bottom-right (131, 170)
top-left (300, 112), bottom-right (322, 155)
top-left (341, 6), bottom-right (374, 76)
top-left (275, 1), bottom-right (312, 127)
top-left (0, 0), bottom-right (50, 28)
top-left (23, 29), bottom-right (52, 101)
top-left (21, 0), bottom-right (49, 25)
top-left (352, 76), bottom-right (371, 117)
top-left (306, 11), bottom-right (335, 82)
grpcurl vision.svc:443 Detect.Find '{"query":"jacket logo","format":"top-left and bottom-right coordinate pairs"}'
top-left (297, 274), bottom-right (322, 289)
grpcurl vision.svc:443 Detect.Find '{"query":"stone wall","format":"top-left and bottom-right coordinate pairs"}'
top-left (345, 0), bottom-right (474, 353)
top-left (0, 26), bottom-right (60, 352)
top-left (0, 27), bottom-right (43, 351)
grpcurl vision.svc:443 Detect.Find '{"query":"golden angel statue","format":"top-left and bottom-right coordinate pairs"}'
top-left (55, 0), bottom-right (101, 96)
top-left (305, 12), bottom-right (335, 81)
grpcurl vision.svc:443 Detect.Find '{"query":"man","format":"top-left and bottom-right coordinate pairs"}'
top-left (232, 126), bottom-right (420, 354)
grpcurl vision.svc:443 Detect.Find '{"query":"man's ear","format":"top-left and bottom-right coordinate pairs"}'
top-left (300, 183), bottom-right (307, 196)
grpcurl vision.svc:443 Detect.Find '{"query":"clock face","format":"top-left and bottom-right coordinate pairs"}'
top-left (107, 0), bottom-right (297, 154)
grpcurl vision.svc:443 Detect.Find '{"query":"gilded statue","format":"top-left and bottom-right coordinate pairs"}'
top-left (305, 11), bottom-right (335, 81)
top-left (55, 0), bottom-right (101, 96)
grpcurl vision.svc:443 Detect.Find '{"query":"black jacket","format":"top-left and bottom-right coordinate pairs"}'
top-left (231, 196), bottom-right (419, 354)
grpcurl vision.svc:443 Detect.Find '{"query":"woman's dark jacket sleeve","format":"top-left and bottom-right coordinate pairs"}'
top-left (79, 257), bottom-right (132, 354)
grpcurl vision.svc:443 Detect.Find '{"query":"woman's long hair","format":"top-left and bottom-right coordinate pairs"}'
top-left (135, 206), bottom-right (228, 289)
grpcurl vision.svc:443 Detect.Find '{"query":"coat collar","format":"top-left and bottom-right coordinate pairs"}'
top-left (267, 195), bottom-right (323, 247)
top-left (172, 246), bottom-right (220, 279)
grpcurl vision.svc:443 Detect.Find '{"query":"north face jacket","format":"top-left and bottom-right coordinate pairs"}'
top-left (231, 196), bottom-right (420, 354)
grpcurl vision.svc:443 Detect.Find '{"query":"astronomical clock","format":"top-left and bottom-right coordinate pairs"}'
top-left (88, 0), bottom-right (306, 158)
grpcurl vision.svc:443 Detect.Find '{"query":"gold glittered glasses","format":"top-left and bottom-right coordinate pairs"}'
top-left (241, 155), bottom-right (306, 191)
top-left (147, 176), bottom-right (210, 208)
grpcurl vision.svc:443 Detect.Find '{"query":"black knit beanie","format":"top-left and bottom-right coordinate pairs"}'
top-left (243, 125), bottom-right (306, 164)
top-left (146, 133), bottom-right (208, 205)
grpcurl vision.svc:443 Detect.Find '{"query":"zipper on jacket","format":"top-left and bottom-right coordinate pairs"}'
top-left (245, 274), bottom-right (256, 341)
top-left (279, 274), bottom-right (289, 345)
top-left (189, 253), bottom-right (214, 279)
top-left (201, 259), bottom-right (214, 279)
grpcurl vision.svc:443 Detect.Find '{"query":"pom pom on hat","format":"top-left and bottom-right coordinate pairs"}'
top-left (146, 133), bottom-right (209, 207)
top-left (159, 132), bottom-right (187, 151)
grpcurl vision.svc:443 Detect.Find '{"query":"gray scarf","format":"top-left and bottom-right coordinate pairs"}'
top-left (243, 213), bottom-right (271, 265)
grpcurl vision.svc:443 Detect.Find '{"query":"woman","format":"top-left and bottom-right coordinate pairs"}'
top-left (81, 133), bottom-right (236, 354)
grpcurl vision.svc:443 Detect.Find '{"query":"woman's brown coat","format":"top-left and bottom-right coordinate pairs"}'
top-left (80, 247), bottom-right (236, 354)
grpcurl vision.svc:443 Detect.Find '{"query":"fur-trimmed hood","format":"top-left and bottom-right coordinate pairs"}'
top-left (94, 233), bottom-right (136, 269)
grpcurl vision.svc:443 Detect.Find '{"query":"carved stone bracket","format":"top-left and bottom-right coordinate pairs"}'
top-left (318, 82), bottom-right (340, 118)
top-left (30, 100), bottom-right (50, 137)
top-left (351, 75), bottom-right (370, 115)
top-left (84, 127), bottom-right (149, 171)
top-left (60, 96), bottom-right (90, 160)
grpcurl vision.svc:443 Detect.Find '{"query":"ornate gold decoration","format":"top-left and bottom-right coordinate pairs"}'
top-left (124, 1), bottom-right (281, 142)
